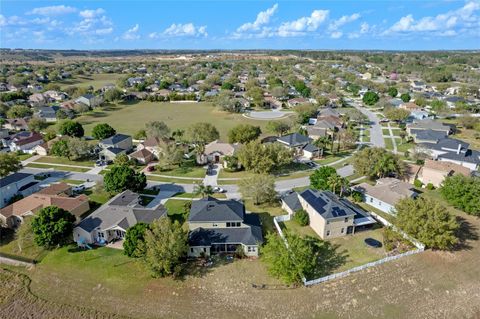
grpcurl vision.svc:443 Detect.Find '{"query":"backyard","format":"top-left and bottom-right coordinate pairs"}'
top-left (77, 101), bottom-right (276, 140)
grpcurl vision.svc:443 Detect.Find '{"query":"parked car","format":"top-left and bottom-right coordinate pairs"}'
top-left (305, 161), bottom-right (316, 168)
top-left (72, 185), bottom-right (85, 193)
top-left (213, 187), bottom-right (225, 193)
top-left (147, 165), bottom-right (155, 172)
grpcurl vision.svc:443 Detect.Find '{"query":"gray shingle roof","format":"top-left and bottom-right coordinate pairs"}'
top-left (282, 192), bottom-right (302, 212)
top-left (189, 214), bottom-right (263, 246)
top-left (277, 133), bottom-right (310, 147)
top-left (77, 190), bottom-right (166, 232)
top-left (189, 197), bottom-right (245, 222)
top-left (411, 129), bottom-right (447, 142)
top-left (0, 173), bottom-right (32, 188)
top-left (101, 134), bottom-right (131, 146)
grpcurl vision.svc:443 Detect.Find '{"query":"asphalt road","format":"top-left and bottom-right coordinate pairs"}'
top-left (349, 98), bottom-right (385, 148)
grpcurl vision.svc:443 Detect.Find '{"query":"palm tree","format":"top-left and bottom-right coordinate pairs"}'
top-left (327, 174), bottom-right (349, 197)
top-left (314, 136), bottom-right (330, 157)
top-left (194, 183), bottom-right (214, 198)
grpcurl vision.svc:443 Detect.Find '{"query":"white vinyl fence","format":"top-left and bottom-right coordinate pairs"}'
top-left (273, 211), bottom-right (425, 287)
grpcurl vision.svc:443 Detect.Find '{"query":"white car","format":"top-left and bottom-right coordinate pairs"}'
top-left (213, 187), bottom-right (226, 193)
top-left (72, 185), bottom-right (85, 192)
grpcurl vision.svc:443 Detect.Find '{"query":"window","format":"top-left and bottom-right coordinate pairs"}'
top-left (341, 228), bottom-right (344, 233)
top-left (190, 248), bottom-right (194, 253)
top-left (248, 246), bottom-right (255, 252)
top-left (212, 223), bottom-right (218, 227)
top-left (236, 222), bottom-right (241, 227)
top-left (98, 232), bottom-right (104, 238)
top-left (203, 248), bottom-right (206, 253)
top-left (226, 222), bottom-right (231, 227)
top-left (327, 221), bottom-right (330, 225)
top-left (326, 230), bottom-right (330, 236)
top-left (344, 218), bottom-right (348, 223)
top-left (370, 197), bottom-right (373, 203)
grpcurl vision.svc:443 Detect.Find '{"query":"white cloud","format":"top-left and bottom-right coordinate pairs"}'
top-left (330, 31), bottom-right (343, 39)
top-left (150, 23), bottom-right (207, 38)
top-left (237, 4), bottom-right (278, 32)
top-left (360, 22), bottom-right (370, 33)
top-left (385, 1), bottom-right (480, 35)
top-left (277, 10), bottom-right (329, 37)
top-left (122, 24), bottom-right (140, 40)
top-left (79, 8), bottom-right (105, 19)
top-left (328, 13), bottom-right (360, 31)
top-left (27, 5), bottom-right (77, 16)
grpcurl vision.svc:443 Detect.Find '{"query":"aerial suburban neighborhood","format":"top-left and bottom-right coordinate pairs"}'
top-left (0, 1), bottom-right (479, 319)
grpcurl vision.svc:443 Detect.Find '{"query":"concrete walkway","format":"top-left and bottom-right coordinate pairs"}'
top-left (203, 164), bottom-right (220, 186)
top-left (21, 154), bottom-right (41, 166)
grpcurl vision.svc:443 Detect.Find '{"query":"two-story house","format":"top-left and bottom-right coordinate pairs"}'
top-left (0, 173), bottom-right (39, 208)
top-left (98, 134), bottom-right (133, 161)
top-left (276, 133), bottom-right (319, 159)
top-left (187, 197), bottom-right (263, 257)
top-left (281, 189), bottom-right (376, 239)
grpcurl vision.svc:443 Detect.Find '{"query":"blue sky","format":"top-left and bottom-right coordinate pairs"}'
top-left (1, 1), bottom-right (479, 50)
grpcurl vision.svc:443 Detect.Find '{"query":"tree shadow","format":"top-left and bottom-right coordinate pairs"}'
top-left (452, 216), bottom-right (479, 251)
top-left (308, 242), bottom-right (349, 279)
top-left (174, 254), bottom-right (232, 281)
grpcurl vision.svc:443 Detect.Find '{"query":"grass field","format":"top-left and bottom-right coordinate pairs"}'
top-left (156, 166), bottom-right (206, 178)
top-left (58, 73), bottom-right (123, 90)
top-left (34, 156), bottom-right (94, 167)
top-left (59, 179), bottom-right (84, 185)
top-left (77, 101), bottom-right (276, 140)
top-left (26, 163), bottom-right (91, 172)
top-left (147, 175), bottom-right (201, 184)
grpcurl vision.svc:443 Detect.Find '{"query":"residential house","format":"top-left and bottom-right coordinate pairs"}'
top-left (406, 119), bottom-right (452, 137)
top-left (399, 102), bottom-right (420, 112)
top-left (75, 94), bottom-right (103, 108)
top-left (409, 110), bottom-right (431, 121)
top-left (0, 183), bottom-right (89, 229)
top-left (417, 159), bottom-right (471, 187)
top-left (287, 97), bottom-right (308, 107)
top-left (277, 133), bottom-right (319, 159)
top-left (0, 173), bottom-right (39, 208)
top-left (4, 131), bottom-right (44, 153)
top-left (43, 90), bottom-right (67, 102)
top-left (411, 81), bottom-right (427, 91)
top-left (99, 134), bottom-right (133, 161)
top-left (281, 189), bottom-right (376, 239)
top-left (34, 106), bottom-right (59, 122)
top-left (73, 190), bottom-right (166, 245)
top-left (129, 148), bottom-right (155, 164)
top-left (353, 178), bottom-right (418, 215)
top-left (4, 118), bottom-right (29, 131)
top-left (415, 137), bottom-right (480, 171)
top-left (127, 77), bottom-right (145, 87)
top-left (28, 93), bottom-right (47, 107)
top-left (200, 140), bottom-right (240, 167)
top-left (187, 197), bottom-right (263, 257)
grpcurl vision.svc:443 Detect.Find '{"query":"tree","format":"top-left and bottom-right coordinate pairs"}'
top-left (352, 147), bottom-right (405, 180)
top-left (193, 183), bottom-right (214, 198)
top-left (31, 206), bottom-right (76, 249)
top-left (104, 88), bottom-right (123, 102)
top-left (185, 122), bottom-right (219, 144)
top-left (104, 164), bottom-right (147, 193)
top-left (228, 124), bottom-right (261, 144)
top-left (144, 217), bottom-right (188, 277)
top-left (28, 117), bottom-right (48, 132)
top-left (238, 174), bottom-right (277, 205)
top-left (123, 222), bottom-right (149, 258)
top-left (262, 232), bottom-right (344, 284)
top-left (113, 153), bottom-right (134, 166)
top-left (396, 197), bottom-right (459, 250)
top-left (310, 166), bottom-right (337, 190)
top-left (400, 93), bottom-right (411, 103)
top-left (294, 103), bottom-right (317, 124)
top-left (266, 121), bottom-right (291, 136)
top-left (440, 175), bottom-right (480, 216)
top-left (383, 107), bottom-right (411, 122)
top-left (6, 105), bottom-right (32, 118)
top-left (0, 153), bottom-right (21, 177)
top-left (294, 209), bottom-right (309, 226)
top-left (67, 137), bottom-right (92, 160)
top-left (50, 140), bottom-right (71, 159)
top-left (387, 87), bottom-right (398, 98)
top-left (362, 92), bottom-right (379, 106)
top-left (92, 123), bottom-right (116, 140)
top-left (246, 87), bottom-right (264, 107)
top-left (156, 142), bottom-right (185, 169)
top-left (327, 174), bottom-right (349, 197)
top-left (237, 141), bottom-right (293, 174)
top-left (58, 120), bottom-right (84, 137)
top-left (145, 121), bottom-right (170, 139)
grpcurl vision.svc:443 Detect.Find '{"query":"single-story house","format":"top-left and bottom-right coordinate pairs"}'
top-left (200, 140), bottom-right (240, 166)
top-left (417, 159), bottom-right (471, 187)
top-left (75, 94), bottom-right (103, 108)
top-left (406, 119), bottom-right (451, 136)
top-left (129, 148), bottom-right (155, 164)
top-left (0, 183), bottom-right (89, 229)
top-left (353, 178), bottom-right (417, 215)
top-left (4, 118), bottom-right (29, 131)
top-left (73, 190), bottom-right (166, 245)
top-left (188, 197), bottom-right (263, 257)
top-left (4, 131), bottom-right (44, 153)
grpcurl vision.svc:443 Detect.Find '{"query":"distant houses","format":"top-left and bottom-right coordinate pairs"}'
top-left (0, 173), bottom-right (39, 208)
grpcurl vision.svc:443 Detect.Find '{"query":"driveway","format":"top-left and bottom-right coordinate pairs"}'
top-left (352, 101), bottom-right (385, 148)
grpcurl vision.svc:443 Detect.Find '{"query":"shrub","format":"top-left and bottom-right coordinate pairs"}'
top-left (294, 209), bottom-right (309, 226)
top-left (414, 179), bottom-right (423, 188)
top-left (426, 183), bottom-right (435, 190)
top-left (351, 190), bottom-right (363, 203)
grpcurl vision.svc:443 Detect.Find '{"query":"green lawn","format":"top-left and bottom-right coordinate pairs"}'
top-left (58, 73), bottom-right (123, 90)
top-left (34, 156), bottom-right (94, 167)
top-left (83, 189), bottom-right (112, 206)
top-left (156, 166), bottom-right (206, 178)
top-left (26, 163), bottom-right (91, 172)
top-left (218, 169), bottom-right (256, 180)
top-left (147, 175), bottom-right (201, 184)
top-left (0, 220), bottom-right (48, 262)
top-left (17, 153), bottom-right (33, 161)
top-left (396, 141), bottom-right (414, 153)
top-left (327, 228), bottom-right (387, 271)
top-left (164, 199), bottom-right (190, 224)
top-left (384, 138), bottom-right (394, 151)
top-left (382, 128), bottom-right (390, 135)
top-left (77, 101), bottom-right (277, 140)
top-left (280, 220), bottom-right (319, 238)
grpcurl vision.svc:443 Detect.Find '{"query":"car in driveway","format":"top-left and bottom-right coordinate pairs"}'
top-left (213, 187), bottom-right (226, 193)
